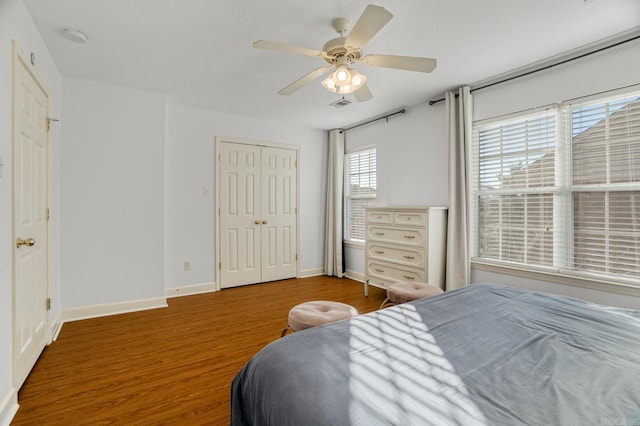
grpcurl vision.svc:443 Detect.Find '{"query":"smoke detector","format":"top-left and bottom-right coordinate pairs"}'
top-left (62, 28), bottom-right (88, 43)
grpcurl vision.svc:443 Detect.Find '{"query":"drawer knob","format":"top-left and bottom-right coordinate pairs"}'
top-left (375, 232), bottom-right (385, 236)
top-left (403, 235), bottom-right (415, 239)
top-left (374, 250), bottom-right (385, 254)
top-left (403, 275), bottom-right (415, 280)
top-left (403, 255), bottom-right (415, 260)
top-left (375, 269), bottom-right (385, 273)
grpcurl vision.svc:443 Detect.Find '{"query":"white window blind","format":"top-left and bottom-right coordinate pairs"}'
top-left (472, 86), bottom-right (640, 287)
top-left (344, 148), bottom-right (376, 243)
top-left (570, 92), bottom-right (640, 281)
top-left (473, 111), bottom-right (557, 268)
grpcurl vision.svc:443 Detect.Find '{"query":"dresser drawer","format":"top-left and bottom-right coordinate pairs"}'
top-left (394, 211), bottom-right (426, 226)
top-left (366, 210), bottom-right (393, 224)
top-left (367, 243), bottom-right (425, 268)
top-left (366, 260), bottom-right (426, 283)
top-left (366, 225), bottom-right (426, 247)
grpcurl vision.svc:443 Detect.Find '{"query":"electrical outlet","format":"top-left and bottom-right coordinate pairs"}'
top-left (183, 261), bottom-right (191, 271)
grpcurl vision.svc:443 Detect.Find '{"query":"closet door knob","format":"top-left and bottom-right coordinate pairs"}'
top-left (16, 237), bottom-right (36, 248)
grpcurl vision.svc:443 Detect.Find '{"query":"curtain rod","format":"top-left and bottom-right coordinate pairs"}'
top-left (344, 108), bottom-right (406, 131)
top-left (428, 33), bottom-right (640, 106)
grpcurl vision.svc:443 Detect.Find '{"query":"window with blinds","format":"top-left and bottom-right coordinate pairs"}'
top-left (344, 148), bottom-right (376, 243)
top-left (472, 86), bottom-right (640, 287)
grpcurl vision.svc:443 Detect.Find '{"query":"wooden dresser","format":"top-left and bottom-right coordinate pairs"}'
top-left (364, 206), bottom-right (447, 295)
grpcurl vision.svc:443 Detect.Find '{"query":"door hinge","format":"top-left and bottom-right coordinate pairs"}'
top-left (46, 208), bottom-right (50, 221)
top-left (46, 298), bottom-right (51, 311)
top-left (295, 254), bottom-right (298, 261)
top-left (218, 262), bottom-right (221, 269)
top-left (46, 117), bottom-right (59, 132)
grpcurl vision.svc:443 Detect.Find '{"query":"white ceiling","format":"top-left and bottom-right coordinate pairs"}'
top-left (24, 0), bottom-right (640, 130)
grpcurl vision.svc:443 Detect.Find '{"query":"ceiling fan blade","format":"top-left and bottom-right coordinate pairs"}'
top-left (353, 83), bottom-right (373, 102)
top-left (345, 5), bottom-right (393, 48)
top-left (253, 40), bottom-right (324, 58)
top-left (362, 54), bottom-right (437, 73)
top-left (278, 66), bottom-right (331, 95)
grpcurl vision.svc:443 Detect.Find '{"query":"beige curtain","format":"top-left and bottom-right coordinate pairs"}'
top-left (325, 129), bottom-right (345, 277)
top-left (445, 87), bottom-right (473, 291)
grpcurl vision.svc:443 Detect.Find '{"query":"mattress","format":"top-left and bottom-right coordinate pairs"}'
top-left (231, 283), bottom-right (640, 425)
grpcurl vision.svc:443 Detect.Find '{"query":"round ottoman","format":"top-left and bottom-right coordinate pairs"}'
top-left (281, 301), bottom-right (358, 337)
top-left (380, 281), bottom-right (444, 309)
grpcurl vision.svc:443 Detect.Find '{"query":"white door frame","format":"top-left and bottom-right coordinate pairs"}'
top-left (215, 136), bottom-right (300, 290)
top-left (12, 40), bottom-right (52, 388)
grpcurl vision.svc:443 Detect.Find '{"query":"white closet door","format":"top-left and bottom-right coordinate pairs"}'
top-left (261, 146), bottom-right (297, 282)
top-left (219, 142), bottom-right (262, 288)
top-left (218, 141), bottom-right (298, 288)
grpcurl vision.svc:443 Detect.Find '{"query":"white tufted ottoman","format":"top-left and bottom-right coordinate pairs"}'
top-left (281, 301), bottom-right (358, 337)
top-left (380, 281), bottom-right (444, 309)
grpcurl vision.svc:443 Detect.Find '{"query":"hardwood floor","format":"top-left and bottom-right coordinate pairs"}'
top-left (12, 276), bottom-right (386, 425)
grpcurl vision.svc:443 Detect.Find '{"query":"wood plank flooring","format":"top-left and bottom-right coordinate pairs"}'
top-left (12, 276), bottom-right (386, 425)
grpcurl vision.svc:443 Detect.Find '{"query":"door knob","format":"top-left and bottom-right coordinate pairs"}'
top-left (16, 237), bottom-right (36, 248)
top-left (254, 220), bottom-right (261, 225)
top-left (262, 220), bottom-right (267, 224)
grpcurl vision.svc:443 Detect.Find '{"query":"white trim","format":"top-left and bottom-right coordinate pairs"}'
top-left (165, 282), bottom-right (216, 298)
top-left (0, 387), bottom-right (19, 426)
top-left (472, 260), bottom-right (640, 297)
top-left (51, 310), bottom-right (63, 342)
top-left (345, 269), bottom-right (365, 283)
top-left (344, 240), bottom-right (364, 250)
top-left (61, 297), bottom-right (167, 323)
top-left (300, 268), bottom-right (324, 278)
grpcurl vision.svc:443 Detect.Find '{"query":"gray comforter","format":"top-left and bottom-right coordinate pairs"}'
top-left (231, 283), bottom-right (640, 425)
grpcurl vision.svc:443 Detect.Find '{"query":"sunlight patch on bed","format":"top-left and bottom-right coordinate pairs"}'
top-left (347, 304), bottom-right (488, 425)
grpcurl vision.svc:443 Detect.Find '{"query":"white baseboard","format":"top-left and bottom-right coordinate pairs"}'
top-left (61, 297), bottom-right (168, 323)
top-left (0, 387), bottom-right (18, 426)
top-left (51, 309), bottom-right (63, 341)
top-left (300, 267), bottom-right (324, 278)
top-left (345, 270), bottom-right (365, 283)
top-left (165, 282), bottom-right (216, 298)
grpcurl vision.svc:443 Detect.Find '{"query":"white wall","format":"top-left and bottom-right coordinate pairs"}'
top-left (0, 0), bottom-right (62, 423)
top-left (61, 78), bottom-right (166, 309)
top-left (471, 39), bottom-right (640, 309)
top-left (344, 102), bottom-right (448, 277)
top-left (164, 104), bottom-right (327, 291)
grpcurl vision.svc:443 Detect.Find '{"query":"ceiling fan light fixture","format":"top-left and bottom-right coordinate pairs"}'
top-left (322, 66), bottom-right (366, 95)
top-left (349, 69), bottom-right (366, 90)
top-left (334, 66), bottom-right (350, 84)
top-left (321, 76), bottom-right (337, 91)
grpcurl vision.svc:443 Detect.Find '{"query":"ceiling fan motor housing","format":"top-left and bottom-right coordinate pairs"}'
top-left (322, 37), bottom-right (361, 64)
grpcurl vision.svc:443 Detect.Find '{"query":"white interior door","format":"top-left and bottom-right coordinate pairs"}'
top-left (13, 43), bottom-right (50, 389)
top-left (261, 147), bottom-right (297, 282)
top-left (219, 142), bottom-right (262, 288)
top-left (218, 140), bottom-right (298, 288)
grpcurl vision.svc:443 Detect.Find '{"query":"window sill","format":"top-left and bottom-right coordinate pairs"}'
top-left (471, 259), bottom-right (640, 298)
top-left (344, 241), bottom-right (364, 250)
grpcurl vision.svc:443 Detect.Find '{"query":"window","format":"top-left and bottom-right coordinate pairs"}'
top-left (344, 148), bottom-right (376, 243)
top-left (472, 86), bottom-right (640, 287)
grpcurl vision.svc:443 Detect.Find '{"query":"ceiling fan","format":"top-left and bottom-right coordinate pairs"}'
top-left (253, 4), bottom-right (437, 102)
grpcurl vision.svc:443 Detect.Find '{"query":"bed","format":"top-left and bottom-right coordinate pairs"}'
top-left (231, 283), bottom-right (640, 425)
